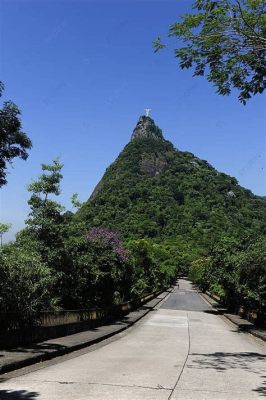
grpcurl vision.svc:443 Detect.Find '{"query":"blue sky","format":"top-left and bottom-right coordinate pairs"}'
top-left (1, 0), bottom-right (265, 242)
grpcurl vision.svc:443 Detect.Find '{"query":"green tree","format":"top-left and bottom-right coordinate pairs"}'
top-left (126, 239), bottom-right (176, 296)
top-left (235, 237), bottom-right (266, 312)
top-left (0, 222), bottom-right (11, 246)
top-left (63, 227), bottom-right (132, 308)
top-left (25, 159), bottom-right (65, 269)
top-left (189, 257), bottom-right (212, 291)
top-left (0, 244), bottom-right (57, 313)
top-left (71, 192), bottom-right (83, 209)
top-left (0, 81), bottom-right (32, 186)
top-left (154, 0), bottom-right (266, 103)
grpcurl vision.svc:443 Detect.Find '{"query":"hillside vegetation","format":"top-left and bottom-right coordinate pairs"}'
top-left (1, 116), bottom-right (265, 321)
top-left (75, 116), bottom-right (266, 316)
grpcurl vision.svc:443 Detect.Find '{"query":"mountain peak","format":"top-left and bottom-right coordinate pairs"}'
top-left (131, 115), bottom-right (164, 141)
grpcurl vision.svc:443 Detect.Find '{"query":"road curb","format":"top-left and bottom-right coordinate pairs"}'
top-left (199, 292), bottom-right (266, 342)
top-left (0, 288), bottom-right (172, 375)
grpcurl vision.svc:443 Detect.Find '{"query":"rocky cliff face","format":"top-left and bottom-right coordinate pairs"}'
top-left (131, 115), bottom-right (163, 141)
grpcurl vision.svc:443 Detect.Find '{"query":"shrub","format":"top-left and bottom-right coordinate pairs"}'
top-left (189, 257), bottom-right (211, 291)
top-left (0, 245), bottom-right (58, 313)
top-left (62, 228), bottom-right (132, 308)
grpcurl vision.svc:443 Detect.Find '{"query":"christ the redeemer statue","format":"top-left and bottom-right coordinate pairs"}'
top-left (144, 108), bottom-right (152, 117)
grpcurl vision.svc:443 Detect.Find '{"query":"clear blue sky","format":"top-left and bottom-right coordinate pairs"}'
top-left (1, 0), bottom-right (265, 242)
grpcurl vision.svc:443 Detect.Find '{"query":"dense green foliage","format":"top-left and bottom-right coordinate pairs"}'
top-left (1, 117), bottom-right (265, 323)
top-left (77, 119), bottom-right (266, 251)
top-left (24, 159), bottom-right (66, 271)
top-left (126, 239), bottom-right (176, 296)
top-left (188, 236), bottom-right (266, 315)
top-left (75, 116), bottom-right (266, 317)
top-left (0, 157), bottom-right (174, 314)
top-left (154, 0), bottom-right (266, 103)
top-left (0, 223), bottom-right (11, 246)
top-left (0, 81), bottom-right (32, 186)
top-left (61, 227), bottom-right (133, 308)
top-left (0, 244), bottom-right (57, 312)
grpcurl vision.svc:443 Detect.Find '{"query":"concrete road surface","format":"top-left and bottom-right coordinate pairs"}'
top-left (1, 279), bottom-right (265, 399)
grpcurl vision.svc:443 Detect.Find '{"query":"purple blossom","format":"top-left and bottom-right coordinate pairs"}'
top-left (86, 227), bottom-right (128, 262)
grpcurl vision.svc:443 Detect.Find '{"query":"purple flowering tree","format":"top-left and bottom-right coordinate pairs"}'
top-left (86, 227), bottom-right (128, 263)
top-left (84, 227), bottom-right (131, 305)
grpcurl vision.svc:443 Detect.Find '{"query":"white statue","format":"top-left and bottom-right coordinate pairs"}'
top-left (144, 108), bottom-right (152, 117)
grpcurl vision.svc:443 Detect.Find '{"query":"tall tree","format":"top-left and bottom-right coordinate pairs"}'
top-left (0, 81), bottom-right (32, 186)
top-left (154, 0), bottom-right (266, 104)
top-left (0, 222), bottom-right (11, 246)
top-left (26, 159), bottom-right (65, 267)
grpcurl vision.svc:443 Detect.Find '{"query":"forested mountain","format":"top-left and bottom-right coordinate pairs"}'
top-left (77, 115), bottom-right (266, 252)
top-left (1, 115), bottom-right (265, 316)
top-left (72, 116), bottom-right (266, 314)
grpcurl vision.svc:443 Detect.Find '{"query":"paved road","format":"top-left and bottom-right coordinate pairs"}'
top-left (161, 283), bottom-right (211, 312)
top-left (1, 279), bottom-right (265, 399)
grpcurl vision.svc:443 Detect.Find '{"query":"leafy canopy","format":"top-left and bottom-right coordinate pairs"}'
top-left (76, 117), bottom-right (266, 315)
top-left (188, 236), bottom-right (266, 313)
top-left (0, 81), bottom-right (32, 186)
top-left (154, 0), bottom-right (266, 103)
top-left (26, 159), bottom-right (64, 236)
top-left (0, 222), bottom-right (11, 235)
top-left (25, 159), bottom-right (65, 268)
top-left (0, 244), bottom-right (57, 313)
top-left (77, 132), bottom-right (266, 252)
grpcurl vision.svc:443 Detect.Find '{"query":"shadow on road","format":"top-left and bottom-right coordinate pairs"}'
top-left (203, 309), bottom-right (219, 315)
top-left (0, 390), bottom-right (39, 399)
top-left (254, 381), bottom-right (266, 397)
top-left (189, 351), bottom-right (266, 396)
top-left (3, 342), bottom-right (67, 354)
